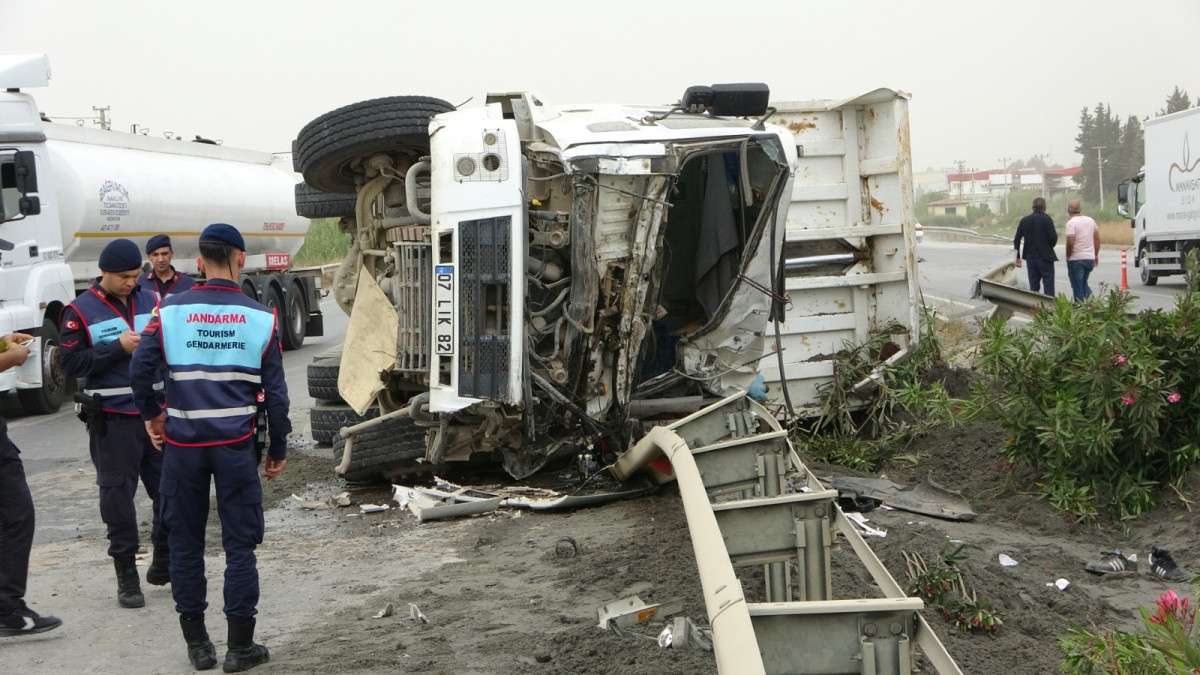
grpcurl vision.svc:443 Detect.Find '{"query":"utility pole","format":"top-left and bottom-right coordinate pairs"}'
top-left (953, 159), bottom-right (967, 197)
top-left (1092, 146), bottom-right (1107, 210)
top-left (91, 106), bottom-right (111, 131)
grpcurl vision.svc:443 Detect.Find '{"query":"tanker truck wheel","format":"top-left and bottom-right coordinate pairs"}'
top-left (293, 96), bottom-right (455, 194)
top-left (281, 280), bottom-right (308, 351)
top-left (17, 318), bottom-right (71, 414)
top-left (294, 182), bottom-right (356, 219)
top-left (332, 414), bottom-right (428, 483)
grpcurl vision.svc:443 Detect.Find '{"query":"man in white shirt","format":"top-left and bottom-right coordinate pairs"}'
top-left (1065, 200), bottom-right (1100, 301)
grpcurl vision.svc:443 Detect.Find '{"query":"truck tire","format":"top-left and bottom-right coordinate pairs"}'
top-left (281, 280), bottom-right (307, 351)
top-left (310, 403), bottom-right (379, 446)
top-left (1139, 249), bottom-right (1159, 286)
top-left (293, 96), bottom-right (454, 194)
top-left (294, 182), bottom-right (357, 219)
top-left (307, 357), bottom-right (341, 401)
top-left (332, 414), bottom-right (427, 483)
top-left (262, 284), bottom-right (299, 352)
top-left (17, 318), bottom-right (71, 414)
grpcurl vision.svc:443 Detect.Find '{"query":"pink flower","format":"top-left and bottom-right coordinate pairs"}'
top-left (1121, 393), bottom-right (1137, 406)
top-left (1159, 591), bottom-right (1181, 615)
top-left (1167, 391), bottom-right (1182, 404)
top-left (1113, 354), bottom-right (1128, 366)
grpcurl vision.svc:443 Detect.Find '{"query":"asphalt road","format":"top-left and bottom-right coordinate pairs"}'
top-left (6, 295), bottom-right (348, 479)
top-left (916, 239), bottom-right (1191, 316)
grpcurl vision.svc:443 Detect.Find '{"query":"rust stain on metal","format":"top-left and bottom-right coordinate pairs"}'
top-left (869, 197), bottom-right (886, 214)
top-left (788, 121), bottom-right (817, 133)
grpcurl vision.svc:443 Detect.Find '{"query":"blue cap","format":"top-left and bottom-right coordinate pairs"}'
top-left (98, 239), bottom-right (142, 272)
top-left (145, 234), bottom-right (172, 254)
top-left (199, 223), bottom-right (245, 252)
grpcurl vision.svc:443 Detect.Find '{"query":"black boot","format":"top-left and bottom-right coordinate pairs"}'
top-left (180, 614), bottom-right (217, 670)
top-left (223, 617), bottom-right (270, 673)
top-left (113, 558), bottom-right (145, 608)
top-left (146, 544), bottom-right (171, 586)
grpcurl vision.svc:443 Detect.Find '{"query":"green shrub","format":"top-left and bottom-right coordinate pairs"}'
top-left (294, 218), bottom-right (350, 266)
top-left (1060, 589), bottom-right (1199, 673)
top-left (978, 281), bottom-right (1200, 518)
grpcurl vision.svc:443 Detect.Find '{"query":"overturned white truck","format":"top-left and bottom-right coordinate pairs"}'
top-left (296, 85), bottom-right (921, 481)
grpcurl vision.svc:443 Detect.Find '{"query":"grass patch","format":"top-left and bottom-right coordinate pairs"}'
top-left (294, 218), bottom-right (349, 266)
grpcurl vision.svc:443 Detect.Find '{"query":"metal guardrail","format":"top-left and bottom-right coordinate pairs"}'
top-left (972, 258), bottom-right (1056, 315)
top-left (612, 392), bottom-right (962, 675)
top-left (920, 226), bottom-right (1010, 244)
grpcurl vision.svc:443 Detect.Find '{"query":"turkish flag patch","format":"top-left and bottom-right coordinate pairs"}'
top-left (66, 319), bottom-right (80, 330)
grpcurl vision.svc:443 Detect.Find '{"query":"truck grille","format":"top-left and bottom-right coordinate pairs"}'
top-left (458, 216), bottom-right (511, 400)
top-left (395, 242), bottom-right (432, 373)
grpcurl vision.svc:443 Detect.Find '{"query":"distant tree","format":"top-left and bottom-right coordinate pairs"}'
top-left (1025, 155), bottom-right (1048, 171)
top-left (1007, 159), bottom-right (1026, 170)
top-left (1115, 115), bottom-right (1145, 181)
top-left (1159, 86), bottom-right (1192, 116)
top-left (1075, 103), bottom-right (1123, 201)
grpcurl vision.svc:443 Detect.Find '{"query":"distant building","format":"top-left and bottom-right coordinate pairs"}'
top-left (944, 166), bottom-right (1082, 213)
top-left (913, 168), bottom-right (951, 197)
top-left (927, 197), bottom-right (972, 217)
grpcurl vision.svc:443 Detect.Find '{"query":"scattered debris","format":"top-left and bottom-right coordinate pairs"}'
top-left (998, 553), bottom-right (1018, 567)
top-left (596, 595), bottom-right (684, 630)
top-left (657, 616), bottom-right (713, 652)
top-left (293, 494), bottom-right (332, 510)
top-left (333, 491), bottom-right (352, 507)
top-left (554, 537), bottom-right (579, 559)
top-left (372, 603), bottom-right (395, 619)
top-left (829, 474), bottom-right (977, 521)
top-left (844, 511), bottom-right (887, 538)
top-left (388, 477), bottom-right (656, 523)
top-left (359, 503), bottom-right (390, 514)
top-left (1047, 578), bottom-right (1071, 591)
top-left (408, 603), bottom-right (428, 624)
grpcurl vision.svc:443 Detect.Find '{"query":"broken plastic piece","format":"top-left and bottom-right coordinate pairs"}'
top-left (844, 511), bottom-right (886, 538)
top-left (998, 553), bottom-right (1018, 567)
top-left (1045, 578), bottom-right (1070, 591)
top-left (658, 616), bottom-right (713, 652)
top-left (359, 503), bottom-right (390, 514)
top-left (596, 595), bottom-right (684, 630)
top-left (372, 603), bottom-right (394, 619)
top-left (408, 603), bottom-right (428, 623)
top-left (333, 491), bottom-right (352, 507)
top-left (829, 475), bottom-right (976, 521)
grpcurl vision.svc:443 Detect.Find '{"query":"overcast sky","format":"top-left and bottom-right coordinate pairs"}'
top-left (4, 0), bottom-right (1198, 172)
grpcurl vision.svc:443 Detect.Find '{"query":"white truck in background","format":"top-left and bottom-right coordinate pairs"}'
top-left (0, 53), bottom-right (324, 414)
top-left (295, 84), bottom-right (921, 482)
top-left (1119, 106), bottom-right (1200, 285)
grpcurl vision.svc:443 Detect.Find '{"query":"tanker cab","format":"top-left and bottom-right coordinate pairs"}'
top-left (0, 149), bottom-right (41, 223)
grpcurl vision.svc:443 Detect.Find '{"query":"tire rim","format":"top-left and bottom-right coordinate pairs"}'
top-left (289, 295), bottom-right (304, 336)
top-left (43, 341), bottom-right (67, 394)
top-left (1141, 255), bottom-right (1151, 283)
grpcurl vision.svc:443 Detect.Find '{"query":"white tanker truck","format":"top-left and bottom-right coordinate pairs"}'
top-left (0, 54), bottom-right (325, 414)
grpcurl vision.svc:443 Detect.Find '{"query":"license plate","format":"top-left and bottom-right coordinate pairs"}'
top-left (434, 265), bottom-right (455, 356)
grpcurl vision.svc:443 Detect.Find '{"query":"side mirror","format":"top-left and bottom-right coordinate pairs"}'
top-left (0, 150), bottom-right (40, 222)
top-left (1116, 182), bottom-right (1129, 205)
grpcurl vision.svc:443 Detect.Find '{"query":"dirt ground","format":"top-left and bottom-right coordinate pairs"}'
top-left (3, 412), bottom-right (1194, 674)
top-left (830, 420), bottom-right (1199, 674)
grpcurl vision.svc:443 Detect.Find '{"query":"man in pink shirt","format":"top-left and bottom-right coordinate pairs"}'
top-left (1065, 199), bottom-right (1100, 301)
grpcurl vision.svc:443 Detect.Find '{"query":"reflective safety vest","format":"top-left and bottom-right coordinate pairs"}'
top-left (157, 284), bottom-right (278, 446)
top-left (68, 286), bottom-right (162, 414)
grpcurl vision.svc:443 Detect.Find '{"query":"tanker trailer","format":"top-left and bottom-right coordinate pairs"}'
top-left (0, 53), bottom-right (324, 414)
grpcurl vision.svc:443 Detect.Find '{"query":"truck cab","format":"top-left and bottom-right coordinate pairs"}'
top-left (297, 84), bottom-right (922, 481)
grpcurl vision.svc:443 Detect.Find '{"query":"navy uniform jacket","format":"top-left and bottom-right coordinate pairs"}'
top-left (130, 279), bottom-right (291, 459)
top-left (61, 283), bottom-right (162, 415)
top-left (138, 267), bottom-right (196, 301)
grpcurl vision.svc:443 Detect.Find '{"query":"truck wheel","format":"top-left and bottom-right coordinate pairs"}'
top-left (263, 284), bottom-right (296, 352)
top-left (332, 414), bottom-right (427, 483)
top-left (281, 281), bottom-right (307, 351)
top-left (307, 357), bottom-right (341, 401)
top-left (293, 96), bottom-right (454, 194)
top-left (17, 318), bottom-right (71, 414)
top-left (1140, 250), bottom-right (1159, 286)
top-left (294, 182), bottom-right (357, 219)
top-left (310, 403), bottom-right (379, 446)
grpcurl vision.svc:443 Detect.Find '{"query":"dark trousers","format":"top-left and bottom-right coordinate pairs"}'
top-left (161, 440), bottom-right (264, 620)
top-left (1025, 257), bottom-right (1055, 296)
top-left (0, 422), bottom-right (34, 616)
top-left (88, 414), bottom-right (165, 560)
top-left (1067, 259), bottom-right (1095, 302)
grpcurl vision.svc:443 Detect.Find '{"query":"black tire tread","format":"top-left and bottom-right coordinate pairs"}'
top-left (332, 415), bottom-right (427, 482)
top-left (294, 183), bottom-right (357, 219)
top-left (293, 96), bottom-right (454, 193)
top-left (307, 358), bottom-right (341, 401)
top-left (310, 404), bottom-right (380, 447)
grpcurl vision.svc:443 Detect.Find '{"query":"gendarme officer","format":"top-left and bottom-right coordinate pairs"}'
top-left (132, 223), bottom-right (290, 673)
top-left (139, 234), bottom-right (195, 300)
top-left (60, 238), bottom-right (169, 609)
